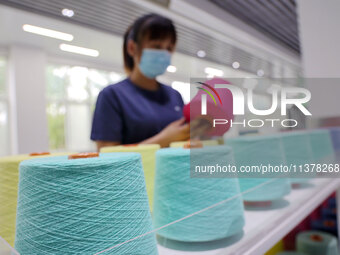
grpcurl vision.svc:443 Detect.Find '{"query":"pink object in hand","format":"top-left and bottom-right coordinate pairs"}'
top-left (183, 78), bottom-right (234, 136)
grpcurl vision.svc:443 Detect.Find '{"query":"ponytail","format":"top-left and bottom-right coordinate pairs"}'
top-left (123, 26), bottom-right (134, 74)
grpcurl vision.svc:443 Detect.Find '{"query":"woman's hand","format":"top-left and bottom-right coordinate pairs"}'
top-left (159, 118), bottom-right (190, 146)
top-left (140, 117), bottom-right (190, 147)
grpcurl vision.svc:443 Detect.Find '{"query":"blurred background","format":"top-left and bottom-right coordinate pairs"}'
top-left (0, 0), bottom-right (338, 155)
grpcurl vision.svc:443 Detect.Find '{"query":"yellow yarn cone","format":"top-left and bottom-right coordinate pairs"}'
top-left (0, 152), bottom-right (71, 246)
top-left (170, 140), bottom-right (218, 148)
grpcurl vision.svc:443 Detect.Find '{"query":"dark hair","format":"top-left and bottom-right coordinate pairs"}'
top-left (123, 13), bottom-right (177, 73)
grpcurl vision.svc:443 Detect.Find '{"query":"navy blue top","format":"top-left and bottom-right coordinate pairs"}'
top-left (91, 78), bottom-right (184, 144)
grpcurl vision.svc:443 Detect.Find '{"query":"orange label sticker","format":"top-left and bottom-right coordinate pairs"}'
top-left (29, 152), bottom-right (51, 156)
top-left (68, 152), bottom-right (99, 159)
top-left (310, 234), bottom-right (323, 242)
top-left (183, 140), bottom-right (203, 149)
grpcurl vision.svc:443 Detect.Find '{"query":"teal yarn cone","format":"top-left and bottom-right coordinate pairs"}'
top-left (15, 153), bottom-right (158, 255)
top-left (280, 131), bottom-right (314, 184)
top-left (153, 146), bottom-right (245, 242)
top-left (297, 231), bottom-right (338, 255)
top-left (309, 129), bottom-right (335, 164)
top-left (227, 135), bottom-right (291, 202)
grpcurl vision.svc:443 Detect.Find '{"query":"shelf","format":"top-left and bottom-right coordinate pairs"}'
top-left (2, 178), bottom-right (339, 255)
top-left (158, 178), bottom-right (340, 255)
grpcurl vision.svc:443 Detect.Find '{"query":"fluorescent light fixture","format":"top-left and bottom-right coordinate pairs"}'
top-left (59, 44), bottom-right (99, 57)
top-left (23, 24), bottom-right (73, 41)
top-left (232, 61), bottom-right (240, 69)
top-left (62, 9), bottom-right (74, 17)
top-left (167, 65), bottom-right (177, 73)
top-left (204, 67), bottom-right (223, 77)
top-left (197, 50), bottom-right (206, 58)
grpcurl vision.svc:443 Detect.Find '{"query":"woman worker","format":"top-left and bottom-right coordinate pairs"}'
top-left (91, 14), bottom-right (190, 150)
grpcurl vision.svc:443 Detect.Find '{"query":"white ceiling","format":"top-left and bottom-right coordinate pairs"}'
top-left (0, 4), bottom-right (123, 70)
top-left (0, 4), bottom-right (256, 84)
top-left (0, 0), bottom-right (302, 77)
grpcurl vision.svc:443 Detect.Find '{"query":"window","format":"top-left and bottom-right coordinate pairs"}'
top-left (171, 81), bottom-right (190, 104)
top-left (46, 64), bottom-right (124, 151)
top-left (0, 56), bottom-right (9, 156)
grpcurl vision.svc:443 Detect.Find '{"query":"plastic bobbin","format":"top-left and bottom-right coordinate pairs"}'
top-left (183, 140), bottom-right (203, 149)
top-left (29, 152), bottom-right (51, 156)
top-left (310, 234), bottom-right (323, 242)
top-left (243, 201), bottom-right (272, 207)
top-left (68, 152), bottom-right (99, 160)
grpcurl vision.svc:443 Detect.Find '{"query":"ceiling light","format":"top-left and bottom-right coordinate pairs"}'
top-left (167, 65), bottom-right (177, 73)
top-left (257, 69), bottom-right (264, 77)
top-left (204, 67), bottom-right (224, 77)
top-left (197, 50), bottom-right (206, 58)
top-left (59, 44), bottom-right (99, 57)
top-left (23, 24), bottom-right (73, 41)
top-left (232, 61), bottom-right (240, 69)
top-left (62, 9), bottom-right (74, 18)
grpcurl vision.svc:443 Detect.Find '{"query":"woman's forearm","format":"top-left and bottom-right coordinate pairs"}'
top-left (140, 132), bottom-right (169, 148)
top-left (141, 118), bottom-right (190, 147)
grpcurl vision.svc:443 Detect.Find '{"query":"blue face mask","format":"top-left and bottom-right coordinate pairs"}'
top-left (139, 49), bottom-right (171, 79)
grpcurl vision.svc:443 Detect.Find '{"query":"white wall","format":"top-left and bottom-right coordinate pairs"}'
top-left (297, 0), bottom-right (340, 118)
top-left (8, 45), bottom-right (49, 154)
